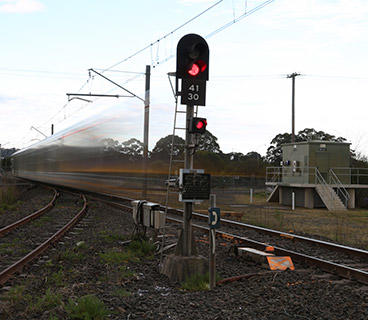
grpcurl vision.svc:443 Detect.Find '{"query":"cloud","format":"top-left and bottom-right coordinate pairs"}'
top-left (0, 0), bottom-right (44, 13)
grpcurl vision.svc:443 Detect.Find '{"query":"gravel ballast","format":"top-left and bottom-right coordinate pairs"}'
top-left (0, 189), bottom-right (367, 319)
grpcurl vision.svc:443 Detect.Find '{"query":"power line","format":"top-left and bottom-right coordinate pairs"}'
top-left (305, 74), bottom-right (368, 80)
top-left (102, 0), bottom-right (224, 72)
top-left (144, 0), bottom-right (275, 67)
top-left (206, 0), bottom-right (275, 38)
top-left (33, 0), bottom-right (274, 136)
top-left (33, 1), bottom-right (224, 131)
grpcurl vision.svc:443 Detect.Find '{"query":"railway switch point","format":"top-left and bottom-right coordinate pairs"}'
top-left (237, 247), bottom-right (274, 264)
top-left (237, 247), bottom-right (295, 271)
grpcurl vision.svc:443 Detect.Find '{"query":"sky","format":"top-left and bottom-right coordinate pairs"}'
top-left (1, 0), bottom-right (368, 157)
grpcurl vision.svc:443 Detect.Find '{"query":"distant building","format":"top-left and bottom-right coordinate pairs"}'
top-left (266, 141), bottom-right (368, 210)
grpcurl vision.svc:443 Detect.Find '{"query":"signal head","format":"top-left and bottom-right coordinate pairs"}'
top-left (189, 117), bottom-right (207, 134)
top-left (176, 34), bottom-right (209, 81)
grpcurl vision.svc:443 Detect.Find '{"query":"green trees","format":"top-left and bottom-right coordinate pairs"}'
top-left (149, 131), bottom-right (266, 175)
top-left (266, 128), bottom-right (349, 165)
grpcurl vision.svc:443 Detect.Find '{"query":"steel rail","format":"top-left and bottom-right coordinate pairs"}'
top-left (185, 211), bottom-right (368, 260)
top-left (0, 188), bottom-right (59, 238)
top-left (166, 216), bottom-right (368, 285)
top-left (85, 191), bottom-right (368, 260)
top-left (82, 194), bottom-right (368, 284)
top-left (24, 185), bottom-right (368, 284)
top-left (0, 195), bottom-right (87, 285)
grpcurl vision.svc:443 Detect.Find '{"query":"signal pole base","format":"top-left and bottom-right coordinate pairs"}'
top-left (161, 254), bottom-right (208, 282)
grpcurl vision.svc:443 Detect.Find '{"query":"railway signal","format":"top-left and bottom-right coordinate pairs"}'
top-left (176, 34), bottom-right (209, 106)
top-left (176, 34), bottom-right (209, 81)
top-left (189, 117), bottom-right (207, 134)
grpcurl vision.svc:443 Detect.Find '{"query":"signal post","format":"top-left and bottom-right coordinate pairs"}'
top-left (162, 34), bottom-right (211, 282)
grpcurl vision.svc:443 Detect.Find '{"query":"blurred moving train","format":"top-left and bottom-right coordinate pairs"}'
top-left (11, 112), bottom-right (164, 201)
top-left (10, 109), bottom-right (266, 206)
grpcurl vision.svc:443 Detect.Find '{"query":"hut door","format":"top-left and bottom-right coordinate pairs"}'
top-left (318, 153), bottom-right (329, 181)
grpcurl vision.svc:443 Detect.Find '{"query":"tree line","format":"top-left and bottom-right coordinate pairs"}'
top-left (2, 128), bottom-right (367, 175)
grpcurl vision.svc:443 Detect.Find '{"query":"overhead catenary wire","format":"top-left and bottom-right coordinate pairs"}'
top-left (33, 1), bottom-right (224, 130)
top-left (102, 0), bottom-right (224, 73)
top-left (206, 0), bottom-right (274, 38)
top-left (31, 0), bottom-right (274, 138)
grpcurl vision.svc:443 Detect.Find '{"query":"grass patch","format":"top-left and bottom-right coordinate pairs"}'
top-left (65, 295), bottom-right (108, 320)
top-left (118, 265), bottom-right (135, 278)
top-left (181, 273), bottom-right (210, 291)
top-left (0, 242), bottom-right (12, 254)
top-left (99, 250), bottom-right (138, 264)
top-left (47, 269), bottom-right (65, 287)
top-left (112, 288), bottom-right (131, 298)
top-left (99, 240), bottom-right (155, 265)
top-left (98, 230), bottom-right (128, 243)
top-left (28, 288), bottom-right (62, 313)
top-left (0, 202), bottom-right (19, 213)
top-left (59, 248), bottom-right (85, 263)
top-left (1, 285), bottom-right (30, 305)
top-left (32, 215), bottom-right (52, 227)
top-left (181, 272), bottom-right (222, 291)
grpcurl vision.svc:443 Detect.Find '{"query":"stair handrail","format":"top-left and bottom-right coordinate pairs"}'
top-left (266, 167), bottom-right (281, 183)
top-left (315, 168), bottom-right (339, 205)
top-left (329, 168), bottom-right (350, 207)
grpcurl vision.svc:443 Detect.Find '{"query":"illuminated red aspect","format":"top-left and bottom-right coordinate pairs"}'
top-left (187, 60), bottom-right (207, 77)
top-left (196, 119), bottom-right (207, 129)
top-left (199, 61), bottom-right (207, 72)
top-left (188, 63), bottom-right (200, 76)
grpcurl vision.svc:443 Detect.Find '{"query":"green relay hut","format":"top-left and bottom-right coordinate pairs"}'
top-left (266, 141), bottom-right (368, 210)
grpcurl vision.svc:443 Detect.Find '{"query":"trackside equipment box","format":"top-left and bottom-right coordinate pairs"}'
top-left (179, 169), bottom-right (211, 202)
top-left (131, 200), bottom-right (166, 229)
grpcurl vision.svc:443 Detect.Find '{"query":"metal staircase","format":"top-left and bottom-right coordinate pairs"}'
top-left (315, 168), bottom-right (347, 211)
top-left (329, 168), bottom-right (350, 208)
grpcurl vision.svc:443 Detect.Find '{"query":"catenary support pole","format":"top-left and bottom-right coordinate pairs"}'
top-left (142, 65), bottom-right (151, 199)
top-left (51, 124), bottom-right (54, 135)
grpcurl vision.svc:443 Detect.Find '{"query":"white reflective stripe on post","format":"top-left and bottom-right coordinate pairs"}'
top-left (211, 229), bottom-right (216, 255)
top-left (292, 192), bottom-right (295, 210)
top-left (250, 188), bottom-right (253, 203)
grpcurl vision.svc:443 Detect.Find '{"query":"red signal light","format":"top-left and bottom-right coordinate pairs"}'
top-left (188, 63), bottom-right (200, 76)
top-left (190, 117), bottom-right (207, 134)
top-left (196, 119), bottom-right (207, 129)
top-left (187, 60), bottom-right (207, 77)
top-left (198, 60), bottom-right (207, 72)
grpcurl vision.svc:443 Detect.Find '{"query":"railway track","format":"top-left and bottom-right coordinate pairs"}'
top-left (0, 188), bottom-right (58, 238)
top-left (84, 191), bottom-right (368, 284)
top-left (0, 192), bottom-right (87, 285)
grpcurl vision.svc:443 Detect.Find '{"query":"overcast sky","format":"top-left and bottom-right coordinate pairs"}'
top-left (1, 0), bottom-right (368, 157)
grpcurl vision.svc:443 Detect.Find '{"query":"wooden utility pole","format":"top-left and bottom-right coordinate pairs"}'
top-left (287, 73), bottom-right (300, 143)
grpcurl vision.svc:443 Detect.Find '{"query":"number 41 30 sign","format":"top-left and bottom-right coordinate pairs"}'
top-left (181, 79), bottom-right (206, 106)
